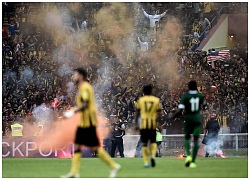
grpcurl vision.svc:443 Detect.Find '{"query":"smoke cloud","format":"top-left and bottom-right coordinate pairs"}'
top-left (21, 68), bottom-right (34, 80)
top-left (32, 104), bottom-right (54, 123)
top-left (18, 2), bottom-right (184, 154)
top-left (29, 2), bottom-right (183, 89)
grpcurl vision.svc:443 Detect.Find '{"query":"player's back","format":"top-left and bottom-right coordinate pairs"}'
top-left (137, 95), bottom-right (161, 130)
top-left (181, 92), bottom-right (205, 116)
top-left (77, 81), bottom-right (97, 128)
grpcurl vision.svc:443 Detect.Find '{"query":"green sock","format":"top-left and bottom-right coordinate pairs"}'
top-left (185, 139), bottom-right (190, 156)
top-left (192, 142), bottom-right (199, 163)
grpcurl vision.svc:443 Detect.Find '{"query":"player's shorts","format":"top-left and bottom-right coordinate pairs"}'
top-left (184, 121), bottom-right (201, 139)
top-left (184, 114), bottom-right (202, 138)
top-left (140, 129), bottom-right (156, 144)
top-left (74, 126), bottom-right (100, 147)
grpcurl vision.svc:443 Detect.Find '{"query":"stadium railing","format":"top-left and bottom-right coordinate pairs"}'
top-left (123, 133), bottom-right (248, 152)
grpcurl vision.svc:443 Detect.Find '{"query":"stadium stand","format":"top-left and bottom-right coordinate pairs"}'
top-left (2, 2), bottom-right (248, 138)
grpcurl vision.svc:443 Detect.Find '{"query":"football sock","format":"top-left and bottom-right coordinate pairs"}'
top-left (97, 148), bottom-right (116, 169)
top-left (150, 143), bottom-right (157, 158)
top-left (185, 139), bottom-right (191, 156)
top-left (142, 146), bottom-right (149, 165)
top-left (192, 142), bottom-right (199, 163)
top-left (70, 151), bottom-right (81, 174)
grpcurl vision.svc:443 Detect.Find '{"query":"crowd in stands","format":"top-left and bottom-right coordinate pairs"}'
top-left (2, 2), bottom-right (248, 136)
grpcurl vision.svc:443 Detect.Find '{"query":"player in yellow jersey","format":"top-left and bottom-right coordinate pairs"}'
top-left (61, 68), bottom-right (121, 178)
top-left (135, 84), bottom-right (162, 168)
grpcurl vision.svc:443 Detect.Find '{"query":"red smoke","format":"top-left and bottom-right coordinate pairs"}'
top-left (34, 112), bottom-right (110, 152)
top-left (34, 114), bottom-right (80, 152)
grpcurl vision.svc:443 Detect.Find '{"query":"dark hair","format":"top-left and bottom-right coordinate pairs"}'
top-left (143, 84), bottom-right (153, 95)
top-left (74, 68), bottom-right (87, 79)
top-left (188, 80), bottom-right (197, 90)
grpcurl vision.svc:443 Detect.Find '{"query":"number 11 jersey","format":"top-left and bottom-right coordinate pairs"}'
top-left (178, 90), bottom-right (206, 123)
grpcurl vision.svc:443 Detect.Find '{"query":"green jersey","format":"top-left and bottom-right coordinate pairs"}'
top-left (179, 90), bottom-right (206, 121)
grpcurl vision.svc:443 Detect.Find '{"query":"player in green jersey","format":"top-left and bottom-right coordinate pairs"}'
top-left (169, 80), bottom-right (206, 168)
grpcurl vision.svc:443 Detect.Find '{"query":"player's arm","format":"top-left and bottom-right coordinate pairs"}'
top-left (73, 100), bottom-right (88, 113)
top-left (64, 90), bottom-right (89, 118)
top-left (169, 108), bottom-right (183, 120)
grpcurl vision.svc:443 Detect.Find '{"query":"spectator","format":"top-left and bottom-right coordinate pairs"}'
top-left (137, 37), bottom-right (149, 52)
top-left (203, 2), bottom-right (214, 19)
top-left (203, 113), bottom-right (220, 157)
top-left (199, 13), bottom-right (211, 40)
top-left (1, 2), bottom-right (248, 138)
top-left (110, 116), bottom-right (125, 158)
top-left (142, 8), bottom-right (167, 28)
top-left (80, 19), bottom-right (88, 32)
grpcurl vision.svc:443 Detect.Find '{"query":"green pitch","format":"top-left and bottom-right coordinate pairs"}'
top-left (2, 157), bottom-right (248, 178)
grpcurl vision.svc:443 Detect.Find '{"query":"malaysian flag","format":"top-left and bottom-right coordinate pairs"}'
top-left (207, 50), bottom-right (230, 62)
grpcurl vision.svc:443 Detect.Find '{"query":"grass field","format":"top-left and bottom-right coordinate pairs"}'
top-left (2, 157), bottom-right (248, 178)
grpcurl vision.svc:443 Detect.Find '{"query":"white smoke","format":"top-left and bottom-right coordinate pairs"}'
top-left (93, 55), bottom-right (112, 110)
top-left (4, 70), bottom-right (17, 77)
top-left (205, 135), bottom-right (226, 157)
top-left (32, 104), bottom-right (54, 123)
top-left (66, 81), bottom-right (75, 94)
top-left (57, 64), bottom-right (74, 77)
top-left (21, 68), bottom-right (34, 80)
top-left (3, 71), bottom-right (17, 85)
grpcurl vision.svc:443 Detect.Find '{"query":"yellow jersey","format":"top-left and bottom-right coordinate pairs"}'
top-left (76, 81), bottom-right (98, 128)
top-left (204, 2), bottom-right (214, 13)
top-left (136, 95), bottom-right (161, 130)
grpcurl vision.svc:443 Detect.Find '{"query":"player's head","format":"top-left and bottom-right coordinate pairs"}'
top-left (188, 80), bottom-right (197, 90)
top-left (73, 67), bottom-right (87, 84)
top-left (143, 84), bottom-right (153, 95)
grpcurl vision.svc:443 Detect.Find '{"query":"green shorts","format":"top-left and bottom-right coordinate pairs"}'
top-left (184, 114), bottom-right (202, 138)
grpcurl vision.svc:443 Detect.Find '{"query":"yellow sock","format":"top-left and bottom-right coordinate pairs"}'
top-left (150, 143), bottom-right (157, 158)
top-left (97, 148), bottom-right (116, 169)
top-left (142, 146), bottom-right (149, 165)
top-left (70, 152), bottom-right (81, 174)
